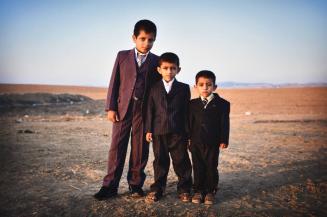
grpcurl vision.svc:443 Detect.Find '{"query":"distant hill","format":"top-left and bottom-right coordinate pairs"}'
top-left (218, 81), bottom-right (327, 88)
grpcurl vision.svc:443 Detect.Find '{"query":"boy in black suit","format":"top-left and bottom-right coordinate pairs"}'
top-left (145, 52), bottom-right (192, 203)
top-left (189, 70), bottom-right (230, 205)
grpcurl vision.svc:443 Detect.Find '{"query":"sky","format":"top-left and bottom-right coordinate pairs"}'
top-left (0, 0), bottom-right (327, 87)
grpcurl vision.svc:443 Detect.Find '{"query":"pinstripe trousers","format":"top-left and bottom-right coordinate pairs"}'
top-left (102, 99), bottom-right (148, 190)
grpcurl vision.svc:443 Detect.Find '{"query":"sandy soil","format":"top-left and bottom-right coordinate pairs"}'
top-left (0, 85), bottom-right (326, 217)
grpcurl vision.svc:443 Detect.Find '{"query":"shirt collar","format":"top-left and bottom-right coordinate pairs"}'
top-left (134, 48), bottom-right (149, 59)
top-left (162, 78), bottom-right (175, 86)
top-left (200, 93), bottom-right (214, 102)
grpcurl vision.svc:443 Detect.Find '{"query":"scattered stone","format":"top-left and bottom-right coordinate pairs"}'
top-left (15, 118), bottom-right (23, 123)
top-left (18, 129), bottom-right (35, 134)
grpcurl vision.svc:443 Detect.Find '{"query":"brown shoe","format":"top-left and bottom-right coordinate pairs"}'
top-left (204, 193), bottom-right (215, 205)
top-left (191, 192), bottom-right (204, 204)
top-left (145, 191), bottom-right (162, 203)
top-left (179, 192), bottom-right (191, 202)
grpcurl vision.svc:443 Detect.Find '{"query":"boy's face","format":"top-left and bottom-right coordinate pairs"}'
top-left (195, 77), bottom-right (217, 98)
top-left (157, 62), bottom-right (180, 82)
top-left (132, 30), bottom-right (156, 54)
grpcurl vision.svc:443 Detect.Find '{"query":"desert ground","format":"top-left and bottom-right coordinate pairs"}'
top-left (0, 84), bottom-right (326, 217)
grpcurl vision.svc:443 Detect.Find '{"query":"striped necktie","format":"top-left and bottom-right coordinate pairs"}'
top-left (202, 98), bottom-right (208, 107)
top-left (137, 53), bottom-right (146, 67)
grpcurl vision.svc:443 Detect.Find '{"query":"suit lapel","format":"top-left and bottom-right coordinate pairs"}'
top-left (144, 52), bottom-right (155, 90)
top-left (127, 49), bottom-right (137, 77)
top-left (206, 94), bottom-right (219, 109)
top-left (196, 97), bottom-right (204, 109)
top-left (159, 79), bottom-right (167, 95)
top-left (168, 79), bottom-right (180, 97)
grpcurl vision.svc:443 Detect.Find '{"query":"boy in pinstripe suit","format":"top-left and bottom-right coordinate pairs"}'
top-left (145, 52), bottom-right (192, 203)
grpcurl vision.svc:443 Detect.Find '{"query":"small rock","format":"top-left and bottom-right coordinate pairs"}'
top-left (15, 118), bottom-right (23, 123)
top-left (245, 111), bottom-right (252, 116)
top-left (18, 129), bottom-right (35, 134)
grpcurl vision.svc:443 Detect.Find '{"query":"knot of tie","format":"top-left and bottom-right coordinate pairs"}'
top-left (202, 98), bottom-right (208, 107)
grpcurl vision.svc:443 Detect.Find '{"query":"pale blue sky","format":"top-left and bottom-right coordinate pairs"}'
top-left (0, 0), bottom-right (326, 86)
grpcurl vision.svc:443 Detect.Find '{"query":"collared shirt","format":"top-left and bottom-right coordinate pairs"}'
top-left (134, 48), bottom-right (149, 66)
top-left (162, 78), bottom-right (175, 93)
top-left (201, 93), bottom-right (214, 108)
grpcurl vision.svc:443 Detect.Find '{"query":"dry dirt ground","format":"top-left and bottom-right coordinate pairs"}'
top-left (0, 85), bottom-right (326, 217)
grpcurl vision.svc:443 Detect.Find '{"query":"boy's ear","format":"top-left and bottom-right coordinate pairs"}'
top-left (132, 34), bottom-right (137, 42)
top-left (213, 84), bottom-right (217, 91)
top-left (177, 67), bottom-right (181, 74)
top-left (194, 84), bottom-right (197, 88)
top-left (157, 66), bottom-right (161, 73)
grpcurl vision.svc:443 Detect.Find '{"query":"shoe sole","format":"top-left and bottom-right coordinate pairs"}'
top-left (204, 201), bottom-right (214, 205)
top-left (131, 193), bottom-right (144, 198)
top-left (192, 199), bottom-right (202, 204)
top-left (181, 199), bottom-right (190, 202)
top-left (93, 194), bottom-right (118, 201)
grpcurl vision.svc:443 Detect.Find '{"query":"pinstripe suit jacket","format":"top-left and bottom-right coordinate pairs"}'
top-left (105, 49), bottom-right (160, 120)
top-left (145, 79), bottom-right (191, 135)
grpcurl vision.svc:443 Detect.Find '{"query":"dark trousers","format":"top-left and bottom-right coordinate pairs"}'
top-left (150, 133), bottom-right (192, 194)
top-left (190, 143), bottom-right (220, 194)
top-left (102, 99), bottom-right (148, 190)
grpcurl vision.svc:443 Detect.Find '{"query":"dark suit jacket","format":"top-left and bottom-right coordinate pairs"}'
top-left (105, 49), bottom-right (160, 120)
top-left (189, 93), bottom-right (230, 146)
top-left (145, 79), bottom-right (191, 135)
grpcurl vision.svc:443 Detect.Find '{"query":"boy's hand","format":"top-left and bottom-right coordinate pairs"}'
top-left (107, 111), bottom-right (120, 122)
top-left (219, 143), bottom-right (228, 149)
top-left (146, 133), bottom-right (153, 143)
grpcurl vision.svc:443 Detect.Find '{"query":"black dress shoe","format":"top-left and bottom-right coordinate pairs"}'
top-left (93, 186), bottom-right (118, 201)
top-left (129, 186), bottom-right (144, 198)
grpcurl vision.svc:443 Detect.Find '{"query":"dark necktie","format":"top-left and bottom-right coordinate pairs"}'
top-left (202, 98), bottom-right (208, 107)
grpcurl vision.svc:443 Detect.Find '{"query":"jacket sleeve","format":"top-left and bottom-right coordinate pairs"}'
top-left (145, 87), bottom-right (155, 133)
top-left (220, 102), bottom-right (230, 146)
top-left (105, 52), bottom-right (120, 112)
top-left (184, 86), bottom-right (191, 137)
top-left (187, 101), bottom-right (194, 140)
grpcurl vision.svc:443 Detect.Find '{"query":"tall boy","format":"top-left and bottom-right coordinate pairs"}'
top-left (189, 70), bottom-right (230, 205)
top-left (145, 52), bottom-right (192, 203)
top-left (94, 20), bottom-right (161, 200)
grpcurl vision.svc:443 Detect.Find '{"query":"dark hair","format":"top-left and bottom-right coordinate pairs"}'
top-left (195, 70), bottom-right (216, 84)
top-left (134, 19), bottom-right (157, 38)
top-left (158, 52), bottom-right (180, 67)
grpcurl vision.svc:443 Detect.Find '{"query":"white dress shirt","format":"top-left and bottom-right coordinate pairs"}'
top-left (162, 78), bottom-right (175, 93)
